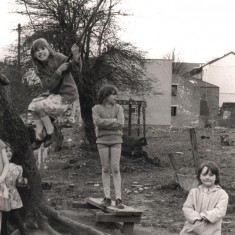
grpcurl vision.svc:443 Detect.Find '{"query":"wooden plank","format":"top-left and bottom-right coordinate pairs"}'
top-left (72, 201), bottom-right (98, 209)
top-left (86, 198), bottom-right (142, 216)
top-left (95, 212), bottom-right (141, 223)
top-left (189, 128), bottom-right (199, 173)
top-left (168, 153), bottom-right (179, 184)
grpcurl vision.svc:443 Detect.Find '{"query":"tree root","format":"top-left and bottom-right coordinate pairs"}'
top-left (40, 204), bottom-right (109, 235)
top-left (10, 214), bottom-right (62, 235)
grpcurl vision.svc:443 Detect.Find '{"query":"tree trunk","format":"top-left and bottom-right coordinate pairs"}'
top-left (79, 90), bottom-right (96, 146)
top-left (0, 85), bottom-right (44, 225)
top-left (74, 61), bottom-right (97, 146)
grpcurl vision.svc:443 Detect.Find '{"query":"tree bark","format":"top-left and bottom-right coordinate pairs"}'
top-left (0, 85), bottom-right (44, 225)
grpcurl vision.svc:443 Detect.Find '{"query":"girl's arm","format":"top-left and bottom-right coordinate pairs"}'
top-left (102, 105), bottom-right (124, 130)
top-left (182, 189), bottom-right (202, 224)
top-left (0, 148), bottom-right (9, 183)
top-left (37, 53), bottom-right (69, 91)
top-left (92, 106), bottom-right (116, 127)
top-left (199, 191), bottom-right (229, 223)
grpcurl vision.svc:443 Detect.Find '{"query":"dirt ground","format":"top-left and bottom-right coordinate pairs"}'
top-left (40, 125), bottom-right (235, 235)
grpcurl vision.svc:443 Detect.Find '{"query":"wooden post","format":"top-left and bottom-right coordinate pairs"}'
top-left (123, 222), bottom-right (134, 235)
top-left (128, 99), bottom-right (132, 136)
top-left (189, 128), bottom-right (199, 173)
top-left (142, 102), bottom-right (146, 138)
top-left (168, 153), bottom-right (179, 183)
top-left (137, 104), bottom-right (141, 136)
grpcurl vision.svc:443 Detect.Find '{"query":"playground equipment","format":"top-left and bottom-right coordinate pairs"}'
top-left (117, 98), bottom-right (147, 157)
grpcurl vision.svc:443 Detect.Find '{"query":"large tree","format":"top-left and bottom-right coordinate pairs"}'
top-left (0, 78), bottom-right (115, 235)
top-left (13, 0), bottom-right (152, 144)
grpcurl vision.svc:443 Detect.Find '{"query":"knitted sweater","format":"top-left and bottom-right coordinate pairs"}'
top-left (35, 52), bottom-right (80, 102)
top-left (92, 104), bottom-right (124, 144)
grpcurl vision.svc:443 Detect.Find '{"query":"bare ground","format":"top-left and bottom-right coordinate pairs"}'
top-left (40, 125), bottom-right (235, 235)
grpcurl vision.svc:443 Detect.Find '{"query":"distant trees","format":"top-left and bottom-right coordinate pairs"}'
top-left (163, 48), bottom-right (186, 75)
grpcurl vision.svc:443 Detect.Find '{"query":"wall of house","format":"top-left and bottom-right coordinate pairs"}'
top-left (199, 87), bottom-right (219, 119)
top-left (144, 59), bottom-right (172, 126)
top-left (202, 54), bottom-right (235, 106)
top-left (171, 75), bottom-right (201, 127)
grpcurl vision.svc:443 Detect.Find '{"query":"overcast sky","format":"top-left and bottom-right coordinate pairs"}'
top-left (1, 0), bottom-right (235, 63)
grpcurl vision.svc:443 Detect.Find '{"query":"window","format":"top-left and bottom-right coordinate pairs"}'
top-left (171, 106), bottom-right (177, 116)
top-left (172, 85), bottom-right (177, 96)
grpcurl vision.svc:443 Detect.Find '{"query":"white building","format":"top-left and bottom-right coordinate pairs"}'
top-left (190, 52), bottom-right (235, 107)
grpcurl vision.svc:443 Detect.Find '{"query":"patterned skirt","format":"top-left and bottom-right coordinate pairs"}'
top-left (28, 94), bottom-right (70, 116)
top-left (0, 183), bottom-right (10, 211)
top-left (28, 94), bottom-right (80, 124)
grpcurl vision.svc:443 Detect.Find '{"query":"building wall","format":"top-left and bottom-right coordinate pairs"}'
top-left (171, 76), bottom-right (219, 127)
top-left (202, 54), bottom-right (235, 106)
top-left (171, 75), bottom-right (201, 127)
top-left (144, 59), bottom-right (172, 126)
top-left (199, 87), bottom-right (219, 119)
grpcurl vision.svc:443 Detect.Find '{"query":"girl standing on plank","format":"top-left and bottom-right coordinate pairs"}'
top-left (92, 85), bottom-right (125, 209)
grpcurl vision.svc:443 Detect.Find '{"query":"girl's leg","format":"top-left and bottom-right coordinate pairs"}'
top-left (97, 144), bottom-right (111, 199)
top-left (38, 110), bottom-right (54, 136)
top-left (37, 110), bottom-right (54, 148)
top-left (110, 144), bottom-right (124, 209)
top-left (31, 112), bottom-right (44, 140)
top-left (0, 211), bottom-right (2, 233)
top-left (11, 209), bottom-right (26, 235)
top-left (1, 211), bottom-right (9, 235)
top-left (110, 144), bottom-right (122, 200)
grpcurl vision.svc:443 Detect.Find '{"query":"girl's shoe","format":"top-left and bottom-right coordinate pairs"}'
top-left (115, 198), bottom-right (125, 209)
top-left (44, 134), bottom-right (53, 147)
top-left (32, 139), bottom-right (44, 150)
top-left (100, 197), bottom-right (112, 208)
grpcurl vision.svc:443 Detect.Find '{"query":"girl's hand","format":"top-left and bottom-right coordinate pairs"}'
top-left (57, 62), bottom-right (70, 74)
top-left (71, 44), bottom-right (80, 62)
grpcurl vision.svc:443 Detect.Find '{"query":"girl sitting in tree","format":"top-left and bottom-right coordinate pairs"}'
top-left (28, 38), bottom-right (82, 150)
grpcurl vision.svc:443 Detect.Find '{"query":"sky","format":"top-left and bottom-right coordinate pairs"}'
top-left (2, 0), bottom-right (235, 63)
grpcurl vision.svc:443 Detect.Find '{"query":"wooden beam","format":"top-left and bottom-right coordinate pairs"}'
top-left (95, 212), bottom-right (141, 223)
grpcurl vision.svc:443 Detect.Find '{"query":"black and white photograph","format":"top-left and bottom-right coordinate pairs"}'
top-left (0, 0), bottom-right (235, 234)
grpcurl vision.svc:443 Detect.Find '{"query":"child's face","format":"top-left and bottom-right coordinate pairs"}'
top-left (200, 166), bottom-right (216, 188)
top-left (5, 147), bottom-right (12, 160)
top-left (106, 92), bottom-right (117, 105)
top-left (34, 46), bottom-right (50, 62)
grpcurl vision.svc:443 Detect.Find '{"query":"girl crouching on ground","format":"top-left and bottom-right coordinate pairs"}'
top-left (180, 161), bottom-right (229, 235)
top-left (92, 85), bottom-right (125, 209)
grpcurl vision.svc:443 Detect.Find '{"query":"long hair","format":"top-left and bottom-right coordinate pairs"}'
top-left (30, 38), bottom-right (55, 67)
top-left (98, 85), bottom-right (118, 104)
top-left (196, 161), bottom-right (220, 185)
